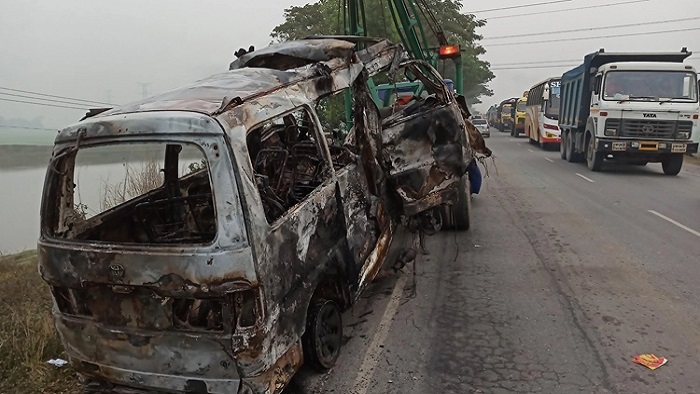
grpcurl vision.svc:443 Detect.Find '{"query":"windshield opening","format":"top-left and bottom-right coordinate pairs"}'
top-left (472, 119), bottom-right (487, 125)
top-left (516, 101), bottom-right (527, 112)
top-left (603, 70), bottom-right (698, 102)
top-left (547, 80), bottom-right (561, 116)
top-left (44, 141), bottom-right (217, 245)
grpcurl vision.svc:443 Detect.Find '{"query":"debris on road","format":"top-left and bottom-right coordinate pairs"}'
top-left (47, 358), bottom-right (68, 368)
top-left (632, 354), bottom-right (668, 370)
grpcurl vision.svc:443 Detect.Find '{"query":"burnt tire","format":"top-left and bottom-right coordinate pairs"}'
top-left (303, 300), bottom-right (343, 371)
top-left (662, 154), bottom-right (683, 176)
top-left (452, 175), bottom-right (472, 231)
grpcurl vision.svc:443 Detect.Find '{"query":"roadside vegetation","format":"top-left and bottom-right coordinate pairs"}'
top-left (0, 250), bottom-right (79, 393)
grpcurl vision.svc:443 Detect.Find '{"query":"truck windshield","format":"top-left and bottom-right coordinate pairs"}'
top-left (516, 101), bottom-right (526, 111)
top-left (603, 71), bottom-right (698, 102)
top-left (43, 141), bottom-right (217, 245)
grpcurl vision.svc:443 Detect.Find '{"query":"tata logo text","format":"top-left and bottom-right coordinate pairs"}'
top-left (643, 113), bottom-right (657, 118)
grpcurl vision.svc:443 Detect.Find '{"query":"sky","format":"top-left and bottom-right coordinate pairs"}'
top-left (1, 0), bottom-right (699, 134)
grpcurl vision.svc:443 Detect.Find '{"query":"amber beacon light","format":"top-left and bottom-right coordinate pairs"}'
top-left (439, 45), bottom-right (461, 59)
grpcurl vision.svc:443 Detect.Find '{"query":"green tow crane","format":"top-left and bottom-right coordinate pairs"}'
top-left (342, 0), bottom-right (464, 125)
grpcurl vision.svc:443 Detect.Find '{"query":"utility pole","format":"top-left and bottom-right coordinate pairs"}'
top-left (137, 83), bottom-right (152, 99)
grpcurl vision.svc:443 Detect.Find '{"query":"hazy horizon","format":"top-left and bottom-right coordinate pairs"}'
top-left (1, 0), bottom-right (698, 133)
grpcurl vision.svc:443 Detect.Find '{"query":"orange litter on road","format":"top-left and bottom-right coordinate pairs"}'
top-left (632, 354), bottom-right (668, 370)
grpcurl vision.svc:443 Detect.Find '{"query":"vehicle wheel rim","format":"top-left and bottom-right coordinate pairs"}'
top-left (587, 138), bottom-right (594, 162)
top-left (316, 304), bottom-right (342, 366)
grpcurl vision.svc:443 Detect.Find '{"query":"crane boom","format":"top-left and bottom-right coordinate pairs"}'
top-left (343, 0), bottom-right (463, 94)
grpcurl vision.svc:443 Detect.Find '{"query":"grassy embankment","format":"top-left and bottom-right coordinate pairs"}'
top-left (0, 250), bottom-right (79, 393)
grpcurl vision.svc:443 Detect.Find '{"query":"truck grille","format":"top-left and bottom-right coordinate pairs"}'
top-left (615, 119), bottom-right (692, 139)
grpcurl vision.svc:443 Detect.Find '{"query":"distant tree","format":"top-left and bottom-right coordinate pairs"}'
top-left (271, 0), bottom-right (493, 104)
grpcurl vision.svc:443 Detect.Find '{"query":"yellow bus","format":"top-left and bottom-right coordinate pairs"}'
top-left (512, 97), bottom-right (527, 137)
top-left (525, 77), bottom-right (561, 149)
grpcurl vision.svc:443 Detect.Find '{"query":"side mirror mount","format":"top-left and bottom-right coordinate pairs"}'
top-left (593, 74), bottom-right (602, 95)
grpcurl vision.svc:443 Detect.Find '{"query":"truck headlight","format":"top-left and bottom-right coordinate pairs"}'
top-left (678, 131), bottom-right (690, 139)
top-left (604, 128), bottom-right (617, 136)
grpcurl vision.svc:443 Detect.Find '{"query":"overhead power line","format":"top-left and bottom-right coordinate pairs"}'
top-left (0, 86), bottom-right (114, 106)
top-left (483, 0), bottom-right (650, 21)
top-left (0, 91), bottom-right (108, 107)
top-left (0, 124), bottom-right (57, 131)
top-left (467, 0), bottom-right (573, 14)
top-left (487, 27), bottom-right (700, 47)
top-left (490, 54), bottom-right (698, 67)
top-left (490, 59), bottom-right (581, 67)
top-left (483, 16), bottom-right (700, 40)
top-left (492, 64), bottom-right (579, 71)
top-left (488, 54), bottom-right (699, 70)
top-left (0, 97), bottom-right (88, 110)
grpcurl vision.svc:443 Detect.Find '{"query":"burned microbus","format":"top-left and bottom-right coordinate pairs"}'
top-left (38, 38), bottom-right (485, 393)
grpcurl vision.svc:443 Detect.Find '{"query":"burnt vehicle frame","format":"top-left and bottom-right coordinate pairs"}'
top-left (38, 37), bottom-right (480, 394)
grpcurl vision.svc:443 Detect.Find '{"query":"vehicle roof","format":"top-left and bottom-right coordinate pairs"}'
top-left (96, 67), bottom-right (303, 117)
top-left (563, 51), bottom-right (691, 81)
top-left (529, 76), bottom-right (561, 90)
top-left (599, 62), bottom-right (697, 71)
top-left (93, 38), bottom-right (361, 119)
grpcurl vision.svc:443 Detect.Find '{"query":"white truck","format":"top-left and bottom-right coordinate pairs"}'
top-left (559, 49), bottom-right (699, 175)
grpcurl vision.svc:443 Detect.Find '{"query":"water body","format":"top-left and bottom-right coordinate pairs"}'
top-left (0, 162), bottom-right (132, 253)
top-left (0, 143), bottom-right (203, 253)
top-left (0, 166), bottom-right (47, 253)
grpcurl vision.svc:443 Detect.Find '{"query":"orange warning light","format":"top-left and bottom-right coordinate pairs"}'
top-left (439, 45), bottom-right (461, 59)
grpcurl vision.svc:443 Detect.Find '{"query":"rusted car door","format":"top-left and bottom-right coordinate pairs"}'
top-left (373, 61), bottom-right (474, 217)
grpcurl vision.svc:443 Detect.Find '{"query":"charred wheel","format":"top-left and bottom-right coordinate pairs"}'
top-left (303, 300), bottom-right (343, 371)
top-left (452, 174), bottom-right (472, 231)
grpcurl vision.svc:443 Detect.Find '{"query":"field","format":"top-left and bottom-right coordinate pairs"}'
top-left (0, 251), bottom-right (79, 393)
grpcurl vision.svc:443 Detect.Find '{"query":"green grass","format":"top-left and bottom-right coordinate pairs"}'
top-left (0, 250), bottom-right (80, 393)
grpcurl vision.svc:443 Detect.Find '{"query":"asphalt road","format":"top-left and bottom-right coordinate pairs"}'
top-left (287, 128), bottom-right (700, 394)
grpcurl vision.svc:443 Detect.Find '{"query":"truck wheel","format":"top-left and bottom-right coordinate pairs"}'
top-left (586, 136), bottom-right (603, 171)
top-left (560, 132), bottom-right (568, 159)
top-left (452, 175), bottom-right (471, 231)
top-left (662, 154), bottom-right (683, 176)
top-left (303, 300), bottom-right (343, 371)
top-left (565, 132), bottom-right (576, 162)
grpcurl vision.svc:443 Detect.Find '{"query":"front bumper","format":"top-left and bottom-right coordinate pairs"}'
top-left (541, 136), bottom-right (561, 144)
top-left (595, 139), bottom-right (699, 156)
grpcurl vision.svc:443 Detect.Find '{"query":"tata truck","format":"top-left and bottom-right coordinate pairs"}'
top-left (559, 48), bottom-right (699, 174)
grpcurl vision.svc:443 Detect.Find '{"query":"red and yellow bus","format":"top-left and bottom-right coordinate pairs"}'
top-left (525, 77), bottom-right (561, 148)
